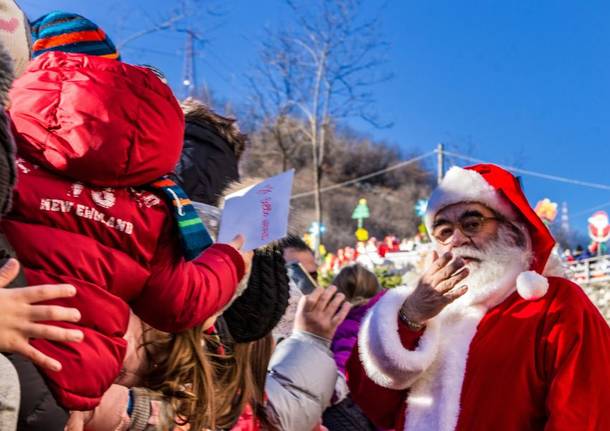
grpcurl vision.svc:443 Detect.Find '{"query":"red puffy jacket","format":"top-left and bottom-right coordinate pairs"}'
top-left (1, 52), bottom-right (245, 410)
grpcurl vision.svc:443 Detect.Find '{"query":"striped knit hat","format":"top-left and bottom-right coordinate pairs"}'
top-left (30, 11), bottom-right (120, 60)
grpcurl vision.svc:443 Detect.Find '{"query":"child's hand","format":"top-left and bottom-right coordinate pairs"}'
top-left (294, 285), bottom-right (351, 341)
top-left (0, 259), bottom-right (84, 371)
top-left (229, 234), bottom-right (254, 276)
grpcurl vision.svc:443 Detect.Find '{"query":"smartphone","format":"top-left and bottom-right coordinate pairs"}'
top-left (285, 261), bottom-right (318, 295)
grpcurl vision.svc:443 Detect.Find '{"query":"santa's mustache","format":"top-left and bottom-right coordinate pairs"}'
top-left (450, 246), bottom-right (486, 262)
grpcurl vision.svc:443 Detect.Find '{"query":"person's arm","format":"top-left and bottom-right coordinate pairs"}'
top-left (131, 224), bottom-right (251, 332)
top-left (0, 259), bottom-right (83, 371)
top-left (266, 331), bottom-right (338, 431)
top-left (542, 280), bottom-right (610, 431)
top-left (346, 343), bottom-right (408, 430)
top-left (265, 286), bottom-right (350, 431)
top-left (346, 284), bottom-right (439, 429)
top-left (354, 251), bottom-right (467, 391)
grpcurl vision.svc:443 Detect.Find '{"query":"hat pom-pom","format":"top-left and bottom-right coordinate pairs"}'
top-left (516, 271), bottom-right (549, 300)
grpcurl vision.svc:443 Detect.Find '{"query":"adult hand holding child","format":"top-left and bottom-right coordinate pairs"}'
top-left (0, 259), bottom-right (84, 371)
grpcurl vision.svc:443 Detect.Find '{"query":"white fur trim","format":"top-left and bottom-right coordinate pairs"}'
top-left (404, 305), bottom-right (486, 431)
top-left (358, 286), bottom-right (440, 390)
top-left (516, 271), bottom-right (549, 300)
top-left (425, 166), bottom-right (517, 233)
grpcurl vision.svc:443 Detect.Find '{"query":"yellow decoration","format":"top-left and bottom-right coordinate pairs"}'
top-left (534, 199), bottom-right (558, 223)
top-left (318, 244), bottom-right (327, 256)
top-left (303, 233), bottom-right (314, 249)
top-left (356, 227), bottom-right (369, 242)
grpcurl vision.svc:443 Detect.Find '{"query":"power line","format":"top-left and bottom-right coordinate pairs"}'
top-left (573, 201), bottom-right (610, 218)
top-left (122, 46), bottom-right (181, 57)
top-left (291, 151), bottom-right (436, 200)
top-left (443, 150), bottom-right (610, 192)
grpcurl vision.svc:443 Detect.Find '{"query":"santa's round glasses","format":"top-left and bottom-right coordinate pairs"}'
top-left (432, 215), bottom-right (502, 244)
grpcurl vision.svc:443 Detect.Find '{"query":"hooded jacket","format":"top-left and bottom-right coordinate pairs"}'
top-left (331, 293), bottom-right (383, 375)
top-left (1, 52), bottom-right (245, 410)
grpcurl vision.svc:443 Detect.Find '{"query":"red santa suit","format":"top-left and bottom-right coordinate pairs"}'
top-left (347, 164), bottom-right (610, 431)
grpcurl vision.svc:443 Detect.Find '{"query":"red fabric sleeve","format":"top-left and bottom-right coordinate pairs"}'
top-left (397, 317), bottom-right (426, 347)
top-left (346, 318), bottom-right (424, 429)
top-left (542, 281), bottom-right (610, 431)
top-left (131, 225), bottom-right (245, 332)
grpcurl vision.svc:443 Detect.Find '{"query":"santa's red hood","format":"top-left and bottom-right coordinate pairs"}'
top-left (8, 51), bottom-right (184, 187)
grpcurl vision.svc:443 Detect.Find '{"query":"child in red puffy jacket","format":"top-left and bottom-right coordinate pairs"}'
top-left (0, 12), bottom-right (251, 416)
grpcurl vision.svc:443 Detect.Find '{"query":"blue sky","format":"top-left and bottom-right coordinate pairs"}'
top-left (19, 0), bottom-right (610, 238)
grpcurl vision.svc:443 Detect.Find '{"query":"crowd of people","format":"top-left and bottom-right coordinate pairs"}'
top-left (319, 233), bottom-right (430, 276)
top-left (0, 2), bottom-right (609, 431)
top-left (562, 243), bottom-right (608, 262)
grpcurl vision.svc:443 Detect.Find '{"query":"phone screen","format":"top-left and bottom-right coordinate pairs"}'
top-left (285, 261), bottom-right (318, 295)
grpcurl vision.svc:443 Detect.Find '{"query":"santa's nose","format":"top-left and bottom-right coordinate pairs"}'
top-left (446, 228), bottom-right (470, 249)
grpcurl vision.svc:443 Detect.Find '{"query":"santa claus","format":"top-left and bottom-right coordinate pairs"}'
top-left (347, 164), bottom-right (610, 431)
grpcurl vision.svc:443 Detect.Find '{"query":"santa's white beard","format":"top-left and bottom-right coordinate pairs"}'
top-left (440, 228), bottom-right (532, 309)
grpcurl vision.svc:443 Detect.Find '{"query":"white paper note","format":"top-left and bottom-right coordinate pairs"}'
top-left (217, 170), bottom-right (295, 251)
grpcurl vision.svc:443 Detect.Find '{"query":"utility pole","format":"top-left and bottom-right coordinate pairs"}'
top-left (182, 30), bottom-right (197, 98)
top-left (561, 202), bottom-right (570, 234)
top-left (437, 143), bottom-right (444, 184)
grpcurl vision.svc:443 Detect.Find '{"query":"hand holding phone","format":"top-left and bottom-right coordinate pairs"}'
top-left (294, 285), bottom-right (351, 341)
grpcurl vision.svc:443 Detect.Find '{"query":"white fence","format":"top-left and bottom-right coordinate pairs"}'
top-left (565, 255), bottom-right (610, 285)
top-left (382, 250), bottom-right (426, 269)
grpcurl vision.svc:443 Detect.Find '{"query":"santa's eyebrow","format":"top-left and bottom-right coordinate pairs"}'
top-left (432, 218), bottom-right (451, 228)
top-left (433, 210), bottom-right (485, 227)
top-left (460, 210), bottom-right (484, 219)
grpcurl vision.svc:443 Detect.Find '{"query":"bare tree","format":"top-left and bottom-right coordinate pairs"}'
top-left (246, 30), bottom-right (307, 171)
top-left (116, 12), bottom-right (185, 51)
top-left (248, 0), bottom-right (391, 252)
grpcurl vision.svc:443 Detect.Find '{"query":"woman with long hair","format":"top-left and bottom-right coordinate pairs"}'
top-left (231, 284), bottom-right (350, 431)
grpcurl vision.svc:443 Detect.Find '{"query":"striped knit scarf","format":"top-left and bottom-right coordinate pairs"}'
top-left (150, 177), bottom-right (213, 261)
